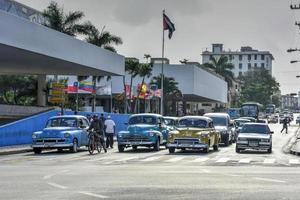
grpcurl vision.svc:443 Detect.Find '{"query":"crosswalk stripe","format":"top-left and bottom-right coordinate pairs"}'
top-left (238, 158), bottom-right (252, 163)
top-left (165, 157), bottom-right (185, 163)
top-left (216, 157), bottom-right (230, 163)
top-left (263, 158), bottom-right (276, 164)
top-left (289, 159), bottom-right (300, 164)
top-left (190, 157), bottom-right (210, 163)
top-left (141, 156), bottom-right (162, 162)
top-left (115, 156), bottom-right (139, 162)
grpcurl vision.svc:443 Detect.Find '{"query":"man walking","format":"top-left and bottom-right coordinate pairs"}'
top-left (104, 115), bottom-right (116, 148)
top-left (281, 117), bottom-right (288, 134)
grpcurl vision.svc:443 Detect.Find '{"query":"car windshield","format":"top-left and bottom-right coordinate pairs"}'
top-left (178, 118), bottom-right (207, 128)
top-left (129, 116), bottom-right (156, 125)
top-left (165, 119), bottom-right (176, 126)
top-left (235, 120), bottom-right (248, 127)
top-left (208, 116), bottom-right (227, 126)
top-left (240, 124), bottom-right (269, 134)
top-left (46, 118), bottom-right (77, 128)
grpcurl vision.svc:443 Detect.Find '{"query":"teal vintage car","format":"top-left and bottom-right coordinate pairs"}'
top-left (117, 114), bottom-right (169, 152)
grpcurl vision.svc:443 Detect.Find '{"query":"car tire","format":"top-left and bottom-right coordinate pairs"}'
top-left (70, 139), bottom-right (78, 153)
top-left (235, 146), bottom-right (240, 153)
top-left (153, 139), bottom-right (160, 151)
top-left (132, 146), bottom-right (138, 151)
top-left (224, 136), bottom-right (230, 146)
top-left (118, 145), bottom-right (125, 152)
top-left (33, 148), bottom-right (42, 154)
top-left (57, 148), bottom-right (63, 153)
top-left (268, 146), bottom-right (272, 154)
top-left (213, 143), bottom-right (219, 151)
top-left (169, 148), bottom-right (175, 154)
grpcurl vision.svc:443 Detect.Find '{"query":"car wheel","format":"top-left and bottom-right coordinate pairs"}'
top-left (57, 148), bottom-right (63, 153)
top-left (213, 143), bottom-right (219, 151)
top-left (132, 146), bottom-right (138, 151)
top-left (224, 136), bottom-right (230, 146)
top-left (33, 148), bottom-right (42, 154)
top-left (169, 148), bottom-right (175, 154)
top-left (235, 146), bottom-right (240, 153)
top-left (70, 139), bottom-right (78, 153)
top-left (118, 145), bottom-right (125, 152)
top-left (153, 139), bottom-right (160, 151)
top-left (268, 146), bottom-right (272, 154)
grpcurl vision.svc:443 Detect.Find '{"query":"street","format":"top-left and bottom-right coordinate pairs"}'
top-left (0, 123), bottom-right (300, 200)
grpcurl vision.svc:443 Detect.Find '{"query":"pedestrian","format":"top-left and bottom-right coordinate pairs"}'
top-left (280, 117), bottom-right (288, 134)
top-left (100, 113), bottom-right (106, 124)
top-left (88, 115), bottom-right (107, 153)
top-left (104, 115), bottom-right (116, 149)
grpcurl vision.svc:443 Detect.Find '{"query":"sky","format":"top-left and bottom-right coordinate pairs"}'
top-left (16, 0), bottom-right (300, 95)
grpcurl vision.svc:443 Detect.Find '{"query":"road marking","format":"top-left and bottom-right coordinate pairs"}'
top-left (289, 159), bottom-right (300, 164)
top-left (47, 182), bottom-right (68, 189)
top-left (78, 191), bottom-right (109, 199)
top-left (165, 157), bottom-right (185, 163)
top-left (141, 156), bottom-right (162, 162)
top-left (115, 156), bottom-right (139, 162)
top-left (43, 170), bottom-right (69, 180)
top-left (263, 158), bottom-right (276, 164)
top-left (216, 157), bottom-right (230, 163)
top-left (238, 158), bottom-right (252, 163)
top-left (253, 177), bottom-right (286, 183)
top-left (190, 157), bottom-right (210, 163)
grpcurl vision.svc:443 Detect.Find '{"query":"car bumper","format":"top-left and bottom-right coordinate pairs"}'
top-left (236, 141), bottom-right (271, 150)
top-left (31, 143), bottom-right (73, 148)
top-left (167, 143), bottom-right (208, 149)
top-left (117, 141), bottom-right (154, 146)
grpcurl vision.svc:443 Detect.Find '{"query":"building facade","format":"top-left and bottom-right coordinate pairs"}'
top-left (281, 94), bottom-right (298, 110)
top-left (202, 44), bottom-right (274, 77)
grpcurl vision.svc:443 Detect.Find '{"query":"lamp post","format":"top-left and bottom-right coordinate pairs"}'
top-left (290, 60), bottom-right (300, 64)
top-left (287, 48), bottom-right (300, 53)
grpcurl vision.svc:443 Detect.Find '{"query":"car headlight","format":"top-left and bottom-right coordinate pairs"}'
top-left (261, 139), bottom-right (270, 142)
top-left (64, 133), bottom-right (70, 138)
top-left (32, 134), bottom-right (37, 139)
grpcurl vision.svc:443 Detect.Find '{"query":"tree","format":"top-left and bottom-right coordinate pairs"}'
top-left (239, 69), bottom-right (280, 106)
top-left (125, 59), bottom-right (140, 113)
top-left (0, 75), bottom-right (37, 105)
top-left (86, 25), bottom-right (123, 53)
top-left (42, 1), bottom-right (93, 36)
top-left (203, 56), bottom-right (235, 87)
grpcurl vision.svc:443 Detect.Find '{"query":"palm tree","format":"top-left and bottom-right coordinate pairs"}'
top-left (86, 25), bottom-right (123, 52)
top-left (42, 1), bottom-right (93, 36)
top-left (203, 56), bottom-right (234, 87)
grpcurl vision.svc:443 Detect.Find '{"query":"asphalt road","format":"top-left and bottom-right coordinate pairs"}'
top-left (1, 119), bottom-right (300, 200)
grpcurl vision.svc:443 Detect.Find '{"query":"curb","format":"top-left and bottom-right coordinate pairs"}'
top-left (0, 147), bottom-right (32, 156)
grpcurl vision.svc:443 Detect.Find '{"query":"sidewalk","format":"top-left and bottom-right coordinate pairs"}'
top-left (0, 144), bottom-right (32, 156)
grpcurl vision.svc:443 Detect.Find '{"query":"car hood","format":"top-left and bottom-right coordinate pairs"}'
top-left (238, 133), bottom-right (270, 140)
top-left (171, 127), bottom-right (209, 137)
top-left (40, 127), bottom-right (77, 138)
top-left (214, 126), bottom-right (228, 132)
top-left (127, 124), bottom-right (157, 133)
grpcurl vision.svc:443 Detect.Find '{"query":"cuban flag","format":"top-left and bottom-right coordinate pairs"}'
top-left (163, 12), bottom-right (175, 39)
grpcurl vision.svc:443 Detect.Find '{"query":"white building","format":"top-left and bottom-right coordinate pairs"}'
top-left (202, 44), bottom-right (274, 77)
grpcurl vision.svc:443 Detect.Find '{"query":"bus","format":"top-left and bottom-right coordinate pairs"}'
top-left (265, 104), bottom-right (276, 116)
top-left (240, 102), bottom-right (263, 120)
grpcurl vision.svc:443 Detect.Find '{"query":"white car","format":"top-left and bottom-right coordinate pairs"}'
top-left (236, 123), bottom-right (273, 153)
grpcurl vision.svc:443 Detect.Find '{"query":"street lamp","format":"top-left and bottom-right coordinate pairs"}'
top-left (290, 60), bottom-right (300, 64)
top-left (287, 48), bottom-right (300, 53)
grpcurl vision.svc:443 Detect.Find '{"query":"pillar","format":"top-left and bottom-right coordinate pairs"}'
top-left (37, 74), bottom-right (46, 106)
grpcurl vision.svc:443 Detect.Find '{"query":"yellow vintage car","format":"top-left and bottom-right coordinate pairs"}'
top-left (166, 116), bottom-right (221, 153)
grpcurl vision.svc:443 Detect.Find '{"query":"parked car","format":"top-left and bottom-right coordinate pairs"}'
top-left (236, 123), bottom-right (273, 153)
top-left (117, 113), bottom-right (168, 152)
top-left (31, 115), bottom-right (90, 154)
top-left (203, 113), bottom-right (234, 146)
top-left (166, 116), bottom-right (220, 153)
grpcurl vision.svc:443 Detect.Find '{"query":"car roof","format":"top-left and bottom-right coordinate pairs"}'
top-left (49, 115), bottom-right (87, 120)
top-left (179, 116), bottom-right (213, 122)
top-left (130, 113), bottom-right (163, 118)
top-left (164, 116), bottom-right (178, 120)
top-left (204, 113), bottom-right (230, 117)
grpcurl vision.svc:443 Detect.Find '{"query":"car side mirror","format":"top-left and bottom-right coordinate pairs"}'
top-left (270, 131), bottom-right (274, 134)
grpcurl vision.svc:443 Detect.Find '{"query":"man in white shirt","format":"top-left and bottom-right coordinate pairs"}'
top-left (104, 116), bottom-right (116, 148)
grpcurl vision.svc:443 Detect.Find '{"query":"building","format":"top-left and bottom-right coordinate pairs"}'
top-left (281, 94), bottom-right (298, 110)
top-left (202, 44), bottom-right (274, 77)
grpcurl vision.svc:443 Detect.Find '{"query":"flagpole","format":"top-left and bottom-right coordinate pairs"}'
top-left (75, 82), bottom-right (79, 114)
top-left (161, 9), bottom-right (165, 116)
top-left (110, 80), bottom-right (113, 113)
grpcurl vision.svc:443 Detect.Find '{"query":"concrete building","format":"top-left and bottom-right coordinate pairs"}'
top-left (281, 94), bottom-right (298, 110)
top-left (202, 44), bottom-right (274, 77)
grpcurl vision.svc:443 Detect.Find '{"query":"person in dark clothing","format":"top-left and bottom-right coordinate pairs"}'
top-left (88, 115), bottom-right (107, 153)
top-left (281, 117), bottom-right (288, 134)
top-left (100, 113), bottom-right (106, 124)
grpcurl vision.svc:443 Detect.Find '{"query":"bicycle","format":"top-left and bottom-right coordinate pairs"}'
top-left (88, 130), bottom-right (102, 155)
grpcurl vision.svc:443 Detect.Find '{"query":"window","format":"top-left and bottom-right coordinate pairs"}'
top-left (248, 55), bottom-right (251, 60)
top-left (266, 57), bottom-right (269, 67)
top-left (261, 55), bottom-right (265, 60)
top-left (239, 63), bottom-right (243, 69)
top-left (254, 55), bottom-right (257, 60)
top-left (229, 55), bottom-right (233, 60)
top-left (248, 63), bottom-right (251, 70)
top-left (254, 63), bottom-right (257, 68)
top-left (239, 55), bottom-right (243, 61)
top-left (239, 72), bottom-right (243, 76)
top-left (261, 63), bottom-right (265, 68)
top-left (209, 55), bottom-right (213, 60)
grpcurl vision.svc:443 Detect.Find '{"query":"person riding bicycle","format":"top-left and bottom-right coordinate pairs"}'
top-left (88, 115), bottom-right (107, 153)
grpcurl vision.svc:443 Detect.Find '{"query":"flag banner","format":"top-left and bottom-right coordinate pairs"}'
top-left (96, 84), bottom-right (112, 95)
top-left (78, 81), bottom-right (95, 93)
top-left (150, 89), bottom-right (161, 98)
top-left (138, 83), bottom-right (149, 99)
top-left (125, 84), bottom-right (132, 98)
top-left (163, 12), bottom-right (175, 39)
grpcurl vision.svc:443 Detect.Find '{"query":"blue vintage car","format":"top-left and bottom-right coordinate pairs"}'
top-left (117, 113), bottom-right (169, 152)
top-left (31, 115), bottom-right (90, 154)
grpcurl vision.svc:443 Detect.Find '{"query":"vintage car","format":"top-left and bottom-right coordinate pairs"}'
top-left (166, 116), bottom-right (221, 153)
top-left (236, 123), bottom-right (273, 153)
top-left (31, 115), bottom-right (90, 154)
top-left (164, 116), bottom-right (178, 130)
top-left (117, 113), bottom-right (169, 152)
top-left (204, 113), bottom-right (234, 146)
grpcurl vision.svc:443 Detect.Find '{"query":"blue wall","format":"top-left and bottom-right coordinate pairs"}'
top-left (0, 110), bottom-right (130, 147)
